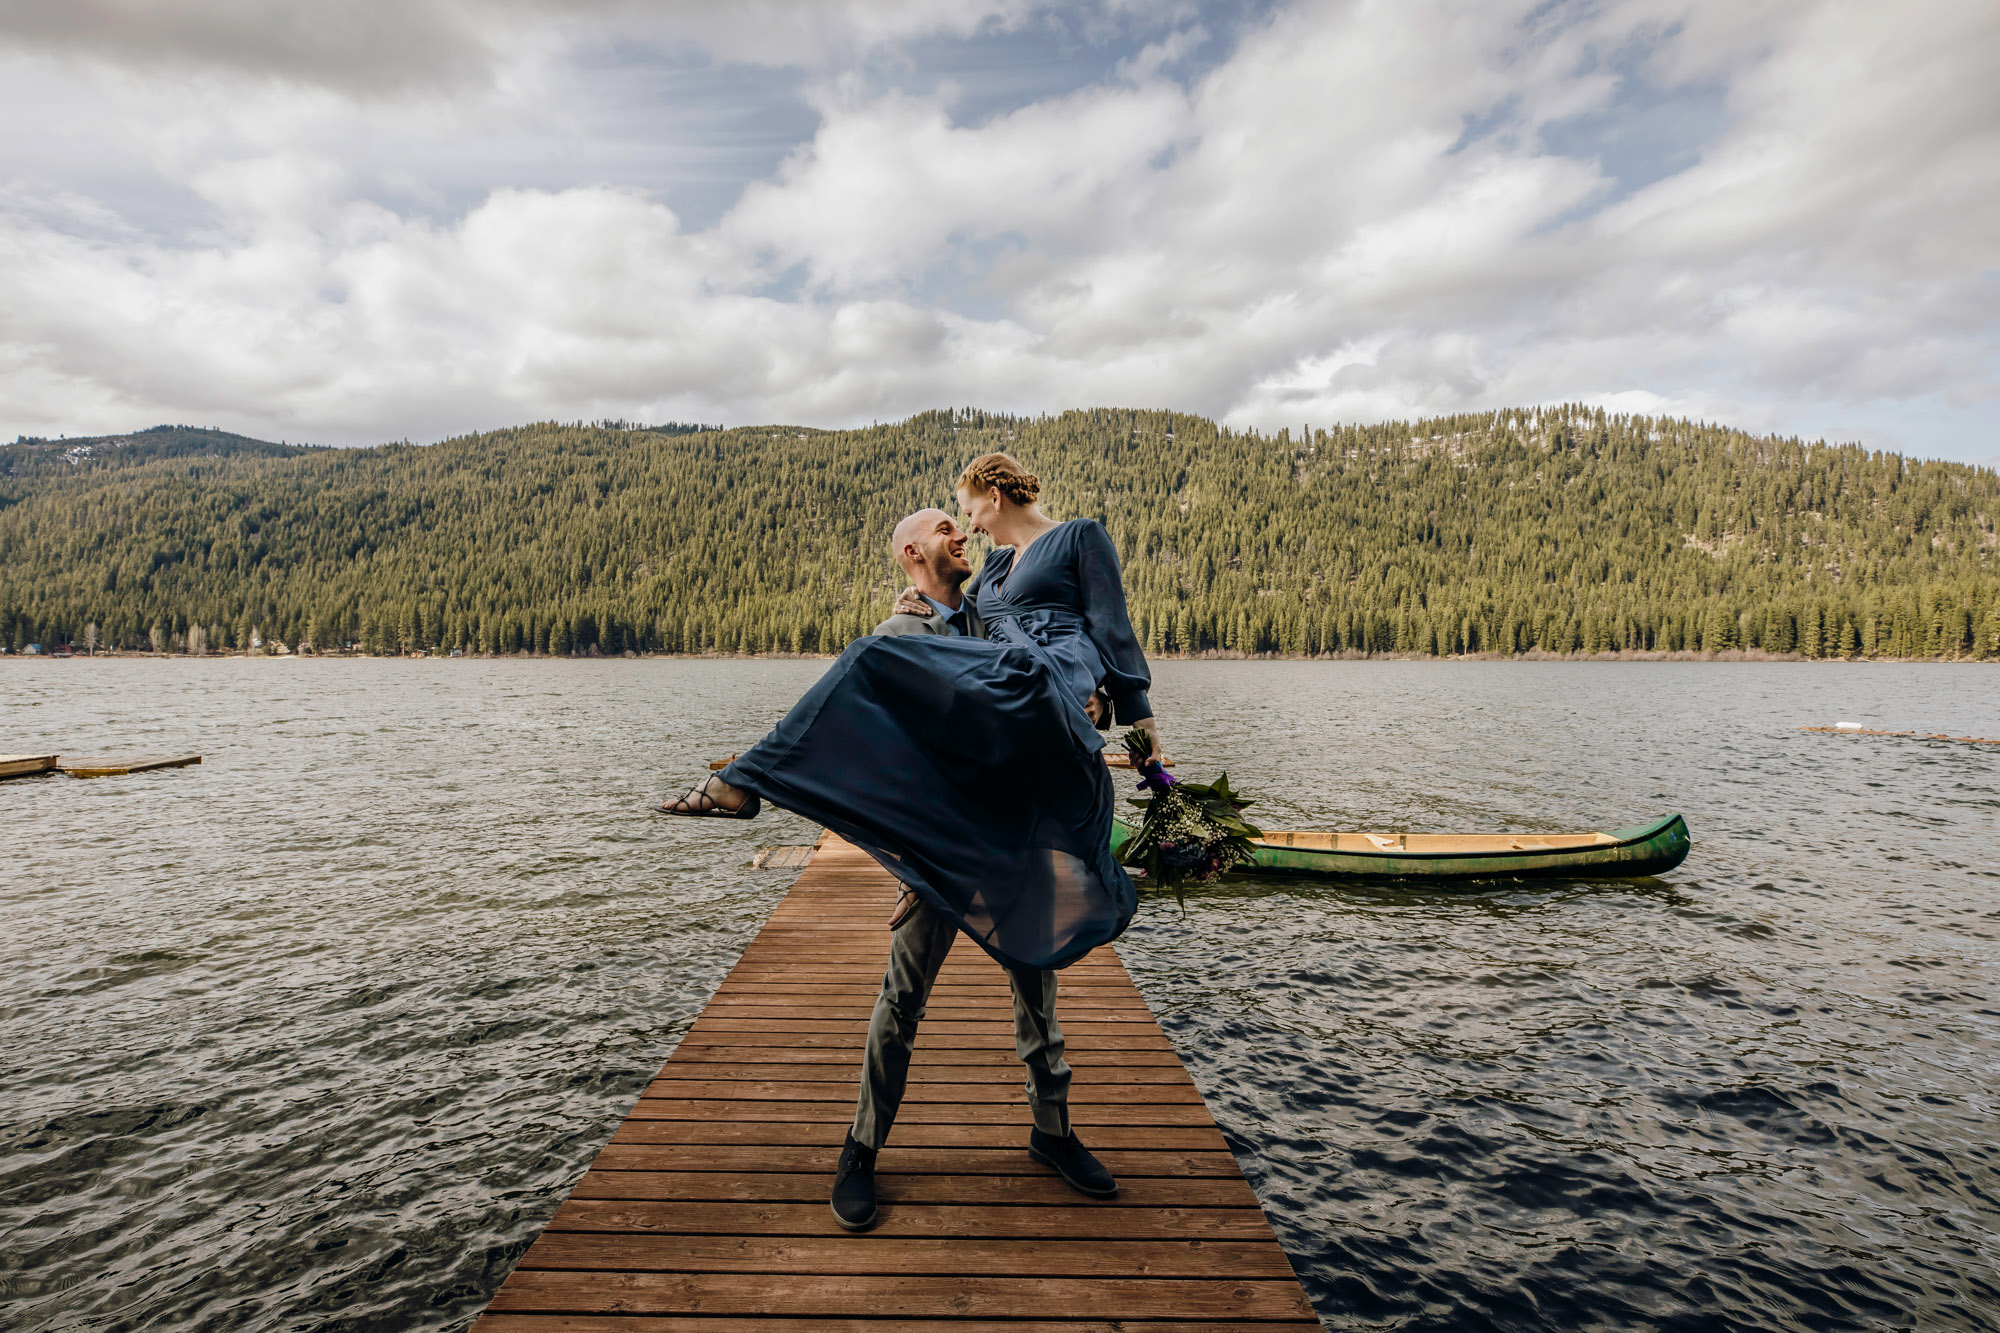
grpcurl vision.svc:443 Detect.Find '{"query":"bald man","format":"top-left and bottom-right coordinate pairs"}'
top-left (829, 507), bottom-right (1119, 1231)
top-left (872, 507), bottom-right (982, 639)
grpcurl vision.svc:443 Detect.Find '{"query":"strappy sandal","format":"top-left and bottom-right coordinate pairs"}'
top-left (888, 888), bottom-right (920, 931)
top-left (656, 775), bottom-right (761, 819)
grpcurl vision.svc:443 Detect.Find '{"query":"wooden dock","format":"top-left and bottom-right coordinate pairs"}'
top-left (475, 834), bottom-right (1319, 1331)
top-left (57, 754), bottom-right (202, 777)
top-left (0, 753), bottom-right (59, 780)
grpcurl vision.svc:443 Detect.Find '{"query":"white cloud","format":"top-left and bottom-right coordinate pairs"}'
top-left (726, 76), bottom-right (1190, 290)
top-left (0, 0), bottom-right (1054, 91)
top-left (0, 0), bottom-right (1995, 459)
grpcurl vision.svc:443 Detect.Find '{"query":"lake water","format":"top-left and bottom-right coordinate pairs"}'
top-left (3, 659), bottom-right (1996, 1331)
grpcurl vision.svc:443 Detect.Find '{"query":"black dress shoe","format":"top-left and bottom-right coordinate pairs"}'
top-left (1028, 1128), bottom-right (1118, 1197)
top-left (830, 1132), bottom-right (879, 1230)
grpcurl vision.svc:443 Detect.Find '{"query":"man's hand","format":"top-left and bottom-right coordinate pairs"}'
top-left (1083, 690), bottom-right (1111, 728)
top-left (892, 586), bottom-right (928, 617)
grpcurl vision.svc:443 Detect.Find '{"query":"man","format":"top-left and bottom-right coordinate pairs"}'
top-left (827, 507), bottom-right (1117, 1231)
top-left (872, 507), bottom-right (984, 641)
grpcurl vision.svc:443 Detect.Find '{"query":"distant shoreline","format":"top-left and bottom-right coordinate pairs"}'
top-left (8, 648), bottom-right (1993, 664)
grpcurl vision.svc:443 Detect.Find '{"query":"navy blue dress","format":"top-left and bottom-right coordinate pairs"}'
top-left (719, 519), bottom-right (1150, 971)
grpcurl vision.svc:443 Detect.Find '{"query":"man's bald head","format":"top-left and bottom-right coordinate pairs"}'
top-left (890, 508), bottom-right (951, 569)
top-left (890, 507), bottom-right (973, 599)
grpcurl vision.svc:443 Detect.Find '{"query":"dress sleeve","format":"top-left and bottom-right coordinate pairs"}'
top-left (1074, 520), bottom-right (1153, 723)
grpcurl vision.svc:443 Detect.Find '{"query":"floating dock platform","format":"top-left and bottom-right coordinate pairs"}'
top-left (57, 754), bottom-right (202, 777)
top-left (0, 753), bottom-right (59, 780)
top-left (475, 834), bottom-right (1317, 1330)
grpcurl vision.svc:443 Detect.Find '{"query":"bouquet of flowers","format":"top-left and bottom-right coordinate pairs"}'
top-left (1115, 728), bottom-right (1263, 893)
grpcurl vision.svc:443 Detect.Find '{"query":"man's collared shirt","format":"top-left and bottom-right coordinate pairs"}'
top-left (922, 594), bottom-right (971, 636)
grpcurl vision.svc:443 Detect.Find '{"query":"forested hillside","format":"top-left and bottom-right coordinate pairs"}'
top-left (2, 407), bottom-right (1995, 659)
top-left (1, 424), bottom-right (315, 478)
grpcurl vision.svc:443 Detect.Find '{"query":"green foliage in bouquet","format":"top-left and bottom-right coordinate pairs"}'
top-left (1115, 728), bottom-right (1263, 895)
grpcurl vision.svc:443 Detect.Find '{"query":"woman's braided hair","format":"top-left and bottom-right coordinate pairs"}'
top-left (955, 452), bottom-right (1040, 506)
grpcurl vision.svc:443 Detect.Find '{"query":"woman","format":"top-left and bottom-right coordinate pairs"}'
top-left (660, 453), bottom-right (1160, 971)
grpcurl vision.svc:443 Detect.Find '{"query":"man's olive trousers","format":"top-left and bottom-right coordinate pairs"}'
top-left (850, 894), bottom-right (1072, 1149)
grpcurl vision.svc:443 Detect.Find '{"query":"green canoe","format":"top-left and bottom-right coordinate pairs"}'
top-left (1110, 812), bottom-right (1691, 882)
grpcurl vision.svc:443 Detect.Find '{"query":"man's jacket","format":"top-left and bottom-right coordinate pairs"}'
top-left (871, 604), bottom-right (986, 639)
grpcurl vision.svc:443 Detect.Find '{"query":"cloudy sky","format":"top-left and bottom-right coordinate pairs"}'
top-left (1, 0), bottom-right (1995, 460)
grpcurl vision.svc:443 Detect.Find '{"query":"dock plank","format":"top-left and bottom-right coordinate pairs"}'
top-left (517, 1233), bottom-right (1298, 1277)
top-left (543, 1200), bottom-right (1290, 1240)
top-left (607, 1122), bottom-right (1230, 1150)
top-left (590, 1146), bottom-right (1244, 1176)
top-left (470, 1312), bottom-right (1320, 1320)
top-left (568, 1170), bottom-right (1263, 1208)
top-left (646, 1061), bottom-right (1196, 1083)
top-left (486, 1272), bottom-right (1318, 1320)
top-left (476, 835), bottom-right (1315, 1328)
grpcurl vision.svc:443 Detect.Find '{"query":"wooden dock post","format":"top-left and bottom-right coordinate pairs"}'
top-left (475, 834), bottom-right (1320, 1330)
